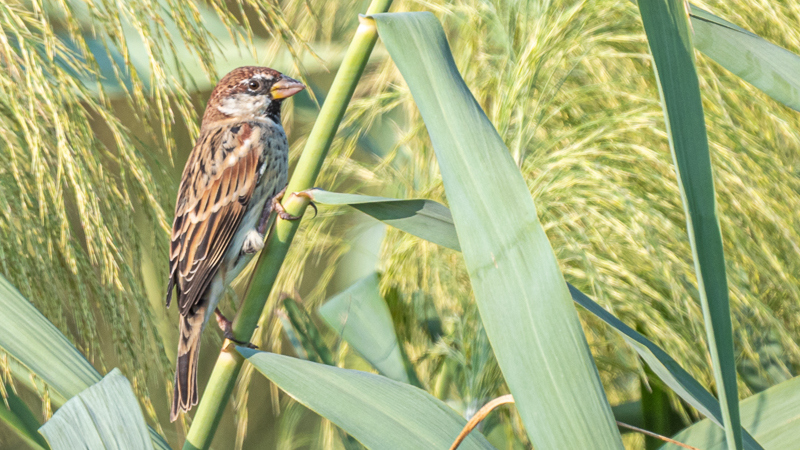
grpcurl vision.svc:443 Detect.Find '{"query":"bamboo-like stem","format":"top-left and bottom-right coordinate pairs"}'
top-left (181, 1), bottom-right (392, 448)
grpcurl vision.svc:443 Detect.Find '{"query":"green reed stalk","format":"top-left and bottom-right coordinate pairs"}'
top-left (182, 1), bottom-right (393, 448)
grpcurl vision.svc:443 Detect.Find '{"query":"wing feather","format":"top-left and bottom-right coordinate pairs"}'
top-left (166, 122), bottom-right (261, 315)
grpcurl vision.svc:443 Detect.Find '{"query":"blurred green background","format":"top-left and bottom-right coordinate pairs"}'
top-left (2, 0), bottom-right (800, 448)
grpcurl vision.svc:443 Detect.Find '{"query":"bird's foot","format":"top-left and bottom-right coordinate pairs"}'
top-left (272, 188), bottom-right (318, 221)
top-left (214, 309), bottom-right (257, 349)
top-left (241, 230), bottom-right (264, 254)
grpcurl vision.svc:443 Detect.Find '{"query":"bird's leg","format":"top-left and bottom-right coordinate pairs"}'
top-left (255, 188), bottom-right (279, 235)
top-left (271, 188), bottom-right (318, 222)
top-left (214, 308), bottom-right (257, 349)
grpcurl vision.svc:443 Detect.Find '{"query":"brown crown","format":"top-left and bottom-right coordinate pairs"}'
top-left (201, 66), bottom-right (284, 125)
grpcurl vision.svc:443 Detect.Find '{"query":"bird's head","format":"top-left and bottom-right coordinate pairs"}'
top-left (203, 66), bottom-right (305, 125)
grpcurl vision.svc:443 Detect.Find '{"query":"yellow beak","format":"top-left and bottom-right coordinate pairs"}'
top-left (270, 76), bottom-right (306, 100)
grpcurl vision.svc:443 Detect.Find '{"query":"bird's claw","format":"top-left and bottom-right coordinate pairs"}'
top-left (224, 331), bottom-right (258, 349)
top-left (214, 309), bottom-right (258, 349)
top-left (272, 189), bottom-right (318, 221)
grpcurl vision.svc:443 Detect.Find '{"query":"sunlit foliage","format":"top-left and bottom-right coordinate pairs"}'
top-left (2, 0), bottom-right (800, 447)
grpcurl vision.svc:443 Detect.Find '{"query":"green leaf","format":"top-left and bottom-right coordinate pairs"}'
top-left (690, 5), bottom-right (800, 112)
top-left (0, 383), bottom-right (49, 450)
top-left (0, 275), bottom-right (170, 450)
top-left (0, 275), bottom-right (100, 400)
top-left (662, 376), bottom-right (800, 449)
top-left (638, 0), bottom-right (741, 448)
top-left (309, 189), bottom-right (460, 251)
top-left (308, 190), bottom-right (762, 446)
top-left (318, 273), bottom-right (410, 383)
top-left (39, 369), bottom-right (154, 450)
top-left (370, 12), bottom-right (623, 448)
top-left (568, 287), bottom-right (762, 450)
top-left (238, 349), bottom-right (493, 449)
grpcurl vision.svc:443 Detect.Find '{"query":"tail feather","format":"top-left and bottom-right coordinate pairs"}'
top-left (170, 308), bottom-right (205, 422)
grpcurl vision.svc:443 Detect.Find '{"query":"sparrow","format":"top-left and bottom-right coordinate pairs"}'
top-left (166, 66), bottom-right (305, 422)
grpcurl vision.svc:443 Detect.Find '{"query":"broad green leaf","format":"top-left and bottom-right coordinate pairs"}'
top-left (0, 275), bottom-right (170, 450)
top-left (0, 275), bottom-right (101, 400)
top-left (690, 5), bottom-right (800, 112)
top-left (568, 286), bottom-right (762, 449)
top-left (310, 190), bottom-right (761, 446)
top-left (629, 2), bottom-right (800, 111)
top-left (662, 376), bottom-right (800, 450)
top-left (39, 369), bottom-right (153, 450)
top-left (284, 295), bottom-right (393, 450)
top-left (370, 12), bottom-right (622, 448)
top-left (308, 189), bottom-right (460, 251)
top-left (0, 383), bottom-right (49, 450)
top-left (637, 1), bottom-right (742, 448)
top-left (318, 273), bottom-right (410, 383)
top-left (238, 349), bottom-right (493, 449)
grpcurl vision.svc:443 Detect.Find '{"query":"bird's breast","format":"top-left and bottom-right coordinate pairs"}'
top-left (252, 123), bottom-right (289, 208)
top-left (220, 122), bottom-right (289, 279)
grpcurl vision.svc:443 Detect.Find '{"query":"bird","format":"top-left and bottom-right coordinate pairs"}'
top-left (165, 66), bottom-right (305, 422)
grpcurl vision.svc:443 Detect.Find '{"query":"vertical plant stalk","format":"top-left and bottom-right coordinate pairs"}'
top-left (181, 1), bottom-right (393, 448)
top-left (637, 0), bottom-right (742, 449)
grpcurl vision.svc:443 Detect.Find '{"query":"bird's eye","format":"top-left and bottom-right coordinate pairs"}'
top-left (248, 80), bottom-right (261, 91)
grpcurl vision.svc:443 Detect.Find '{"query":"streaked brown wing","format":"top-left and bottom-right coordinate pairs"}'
top-left (166, 122), bottom-right (262, 316)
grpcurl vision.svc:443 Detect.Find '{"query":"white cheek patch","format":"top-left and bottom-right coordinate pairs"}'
top-left (217, 93), bottom-right (269, 117)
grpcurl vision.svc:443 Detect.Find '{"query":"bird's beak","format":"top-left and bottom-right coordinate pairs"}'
top-left (270, 76), bottom-right (305, 100)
